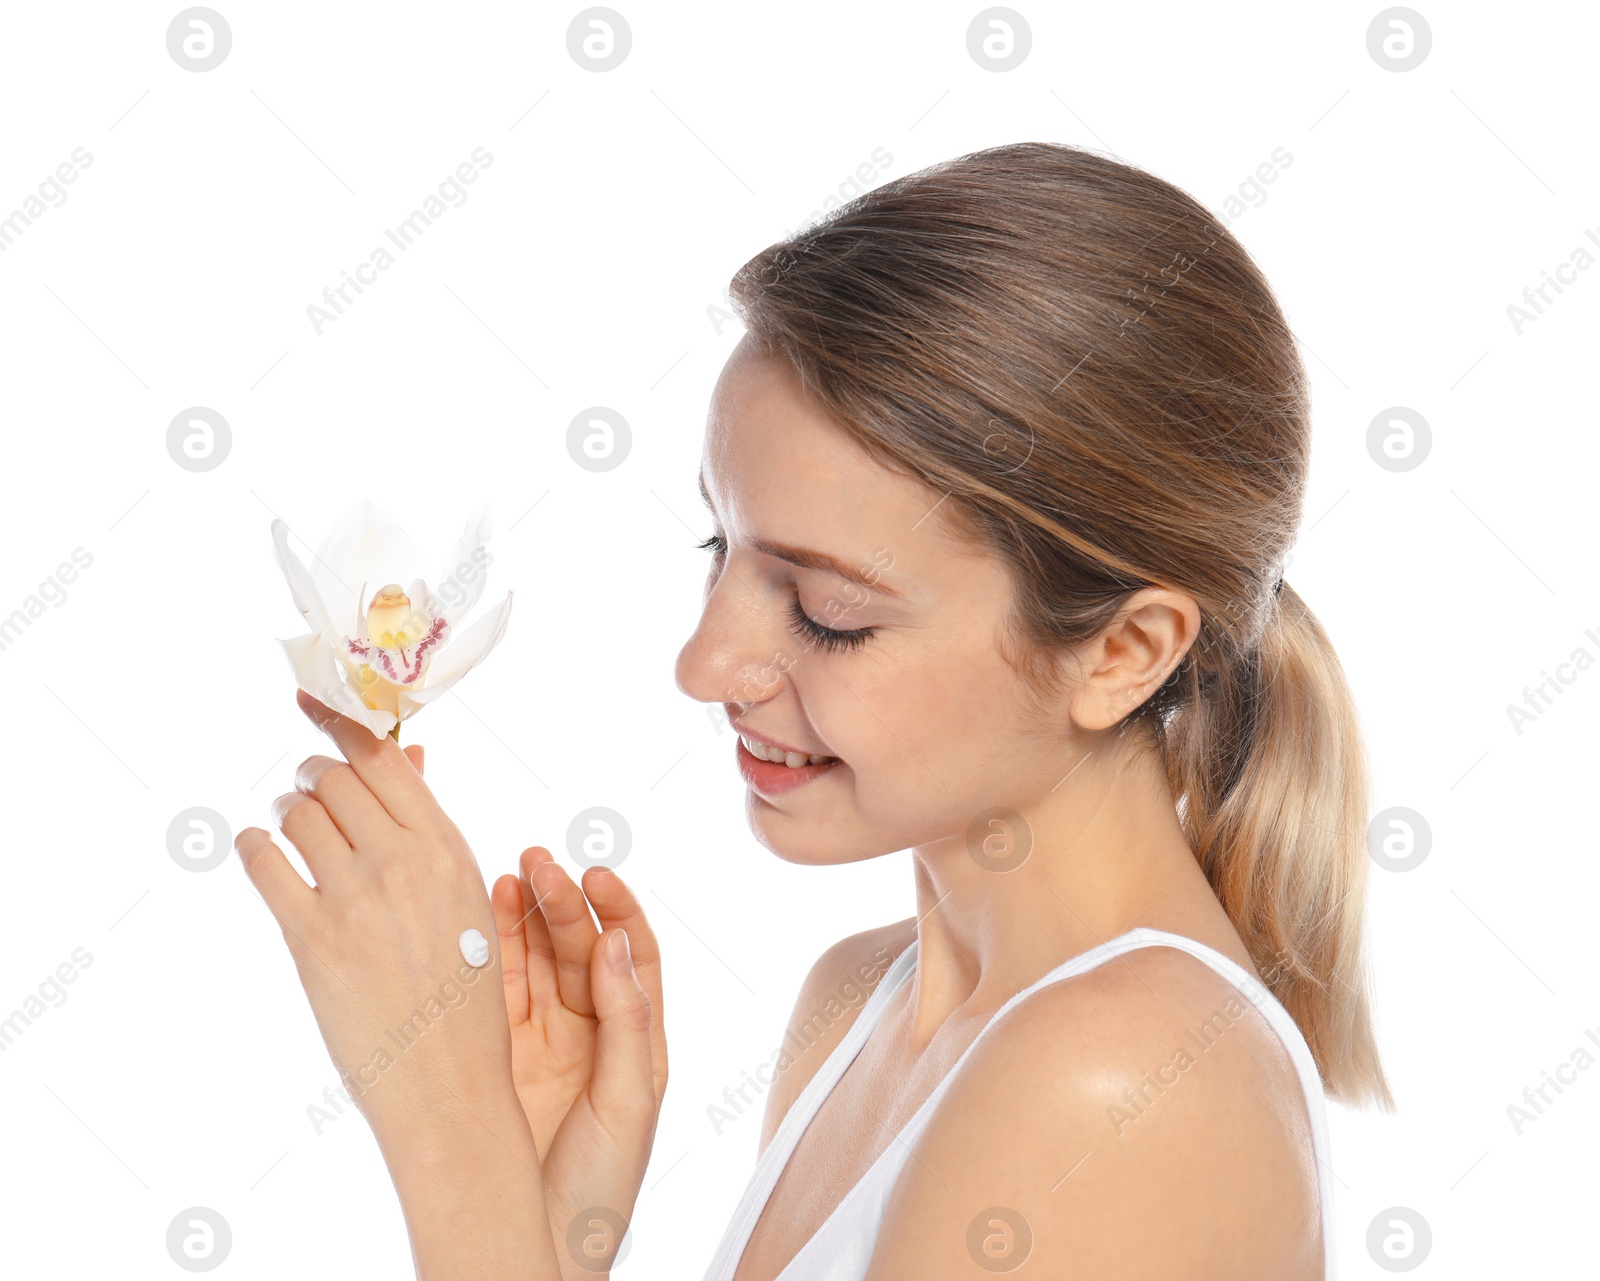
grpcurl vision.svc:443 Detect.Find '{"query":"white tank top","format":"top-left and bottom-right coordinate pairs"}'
top-left (700, 926), bottom-right (1336, 1281)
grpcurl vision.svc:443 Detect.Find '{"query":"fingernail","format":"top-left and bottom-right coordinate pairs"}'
top-left (607, 930), bottom-right (633, 973)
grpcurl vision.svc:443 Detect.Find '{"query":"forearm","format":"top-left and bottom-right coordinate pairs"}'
top-left (383, 1096), bottom-right (564, 1281)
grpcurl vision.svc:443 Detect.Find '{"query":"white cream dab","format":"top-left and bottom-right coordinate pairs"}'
top-left (459, 927), bottom-right (491, 968)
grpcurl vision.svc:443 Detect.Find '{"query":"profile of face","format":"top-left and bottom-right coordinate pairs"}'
top-left (674, 336), bottom-right (1170, 868)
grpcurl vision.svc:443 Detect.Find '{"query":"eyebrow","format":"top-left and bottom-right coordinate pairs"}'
top-left (698, 469), bottom-right (905, 600)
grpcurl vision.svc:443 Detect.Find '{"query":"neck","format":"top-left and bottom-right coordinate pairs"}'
top-left (904, 731), bottom-right (1222, 1049)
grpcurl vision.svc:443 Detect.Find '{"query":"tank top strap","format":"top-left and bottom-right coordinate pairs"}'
top-left (871, 927), bottom-right (1171, 1139)
top-left (876, 921), bottom-right (1324, 1177)
top-left (698, 937), bottom-right (920, 1281)
top-left (773, 938), bottom-right (921, 1147)
top-left (703, 926), bottom-right (1337, 1281)
top-left (888, 926), bottom-right (1336, 1279)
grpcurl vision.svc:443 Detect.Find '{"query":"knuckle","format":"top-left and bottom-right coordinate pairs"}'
top-left (363, 746), bottom-right (401, 776)
top-left (556, 955), bottom-right (591, 984)
top-left (374, 855), bottom-right (428, 898)
top-left (426, 840), bottom-right (473, 885)
top-left (323, 765), bottom-right (362, 803)
top-left (622, 988), bottom-right (654, 1034)
top-left (300, 757), bottom-right (356, 796)
top-left (617, 1090), bottom-right (655, 1132)
top-left (279, 795), bottom-right (324, 838)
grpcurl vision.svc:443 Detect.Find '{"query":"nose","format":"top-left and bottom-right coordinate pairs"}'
top-left (673, 572), bottom-right (792, 709)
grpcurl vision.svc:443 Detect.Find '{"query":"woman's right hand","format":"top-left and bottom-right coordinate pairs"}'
top-left (490, 846), bottom-right (668, 1277)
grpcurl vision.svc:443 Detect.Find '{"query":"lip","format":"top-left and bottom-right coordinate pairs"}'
top-left (729, 721), bottom-right (831, 760)
top-left (735, 735), bottom-right (842, 795)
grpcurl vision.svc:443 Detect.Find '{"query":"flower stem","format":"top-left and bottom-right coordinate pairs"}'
top-left (389, 721), bottom-right (402, 744)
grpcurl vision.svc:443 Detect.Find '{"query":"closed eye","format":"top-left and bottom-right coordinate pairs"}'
top-left (696, 532), bottom-right (876, 654)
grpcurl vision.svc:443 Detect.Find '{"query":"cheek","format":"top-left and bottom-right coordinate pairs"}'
top-left (818, 641), bottom-right (1016, 778)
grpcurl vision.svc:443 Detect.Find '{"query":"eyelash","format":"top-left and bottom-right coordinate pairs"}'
top-left (695, 532), bottom-right (876, 654)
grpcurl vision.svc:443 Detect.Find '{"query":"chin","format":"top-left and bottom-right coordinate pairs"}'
top-left (744, 802), bottom-right (900, 868)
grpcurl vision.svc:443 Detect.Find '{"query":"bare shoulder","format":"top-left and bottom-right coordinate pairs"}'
top-left (865, 944), bottom-right (1325, 1280)
top-left (757, 917), bottom-right (918, 1156)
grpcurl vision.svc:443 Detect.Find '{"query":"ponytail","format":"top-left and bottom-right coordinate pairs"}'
top-left (1163, 581), bottom-right (1395, 1109)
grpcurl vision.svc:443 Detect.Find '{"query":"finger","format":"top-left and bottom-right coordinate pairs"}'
top-left (403, 744), bottom-right (424, 776)
top-left (297, 688), bottom-right (431, 828)
top-left (587, 929), bottom-right (661, 1143)
top-left (269, 791), bottom-right (353, 888)
top-left (530, 857), bottom-right (601, 1017)
top-left (581, 867), bottom-right (668, 1106)
top-left (516, 847), bottom-right (563, 1011)
top-left (580, 868), bottom-right (662, 1001)
top-left (492, 873), bottom-right (532, 1026)
top-left (292, 754), bottom-right (394, 850)
top-left (235, 826), bottom-right (315, 930)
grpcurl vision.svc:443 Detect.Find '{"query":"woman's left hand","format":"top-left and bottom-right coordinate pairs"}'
top-left (236, 689), bottom-right (529, 1167)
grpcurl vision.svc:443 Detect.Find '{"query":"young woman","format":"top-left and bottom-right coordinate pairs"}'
top-left (239, 141), bottom-right (1394, 1280)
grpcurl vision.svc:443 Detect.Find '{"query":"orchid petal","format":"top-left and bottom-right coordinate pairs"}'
top-left (280, 632), bottom-right (397, 738)
top-left (400, 591), bottom-right (513, 710)
top-left (402, 576), bottom-right (435, 638)
top-left (311, 501), bottom-right (427, 642)
top-left (432, 505), bottom-right (495, 630)
top-left (272, 520), bottom-right (342, 642)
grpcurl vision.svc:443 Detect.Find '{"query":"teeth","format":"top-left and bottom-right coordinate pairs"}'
top-left (741, 734), bottom-right (835, 768)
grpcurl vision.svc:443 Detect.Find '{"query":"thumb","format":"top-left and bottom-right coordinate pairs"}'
top-left (587, 929), bottom-right (658, 1139)
top-left (402, 743), bottom-right (424, 777)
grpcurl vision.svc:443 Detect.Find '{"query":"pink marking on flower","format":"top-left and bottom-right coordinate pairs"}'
top-left (406, 614), bottom-right (450, 672)
top-left (367, 614), bottom-right (450, 686)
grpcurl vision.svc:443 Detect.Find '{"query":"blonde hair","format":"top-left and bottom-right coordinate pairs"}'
top-left (726, 141), bottom-right (1394, 1110)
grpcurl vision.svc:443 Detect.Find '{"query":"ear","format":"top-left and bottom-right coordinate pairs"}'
top-left (1067, 588), bottom-right (1199, 732)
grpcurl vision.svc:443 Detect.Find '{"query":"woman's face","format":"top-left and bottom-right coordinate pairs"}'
top-left (674, 337), bottom-right (1098, 867)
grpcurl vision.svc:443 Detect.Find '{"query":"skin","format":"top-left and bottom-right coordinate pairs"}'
top-left (672, 335), bottom-right (1322, 1279)
top-left (487, 844), bottom-right (668, 1273)
top-left (238, 689), bottom-right (666, 1280)
top-left (243, 332), bottom-right (1319, 1278)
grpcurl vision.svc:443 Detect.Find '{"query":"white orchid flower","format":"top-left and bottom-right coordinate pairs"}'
top-left (271, 500), bottom-right (513, 740)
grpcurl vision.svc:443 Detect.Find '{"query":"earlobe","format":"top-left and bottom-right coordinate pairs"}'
top-left (1106, 680), bottom-right (1151, 727)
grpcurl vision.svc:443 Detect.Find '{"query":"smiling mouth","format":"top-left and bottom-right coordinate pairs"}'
top-left (737, 734), bottom-right (838, 769)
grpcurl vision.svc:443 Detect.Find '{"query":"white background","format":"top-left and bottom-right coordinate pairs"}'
top-left (0, 1), bottom-right (1595, 1276)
